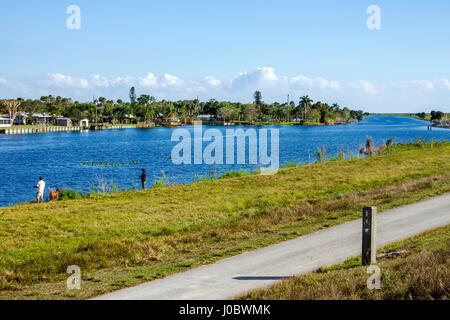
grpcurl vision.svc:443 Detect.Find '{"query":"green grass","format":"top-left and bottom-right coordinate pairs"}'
top-left (373, 113), bottom-right (450, 122)
top-left (0, 141), bottom-right (449, 300)
top-left (240, 226), bottom-right (450, 300)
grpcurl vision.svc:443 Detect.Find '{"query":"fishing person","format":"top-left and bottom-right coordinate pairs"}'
top-left (34, 176), bottom-right (46, 204)
top-left (140, 169), bottom-right (147, 190)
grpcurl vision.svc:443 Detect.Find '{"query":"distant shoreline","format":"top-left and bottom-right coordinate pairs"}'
top-left (371, 113), bottom-right (449, 129)
top-left (0, 120), bottom-right (361, 135)
top-left (370, 113), bottom-right (431, 122)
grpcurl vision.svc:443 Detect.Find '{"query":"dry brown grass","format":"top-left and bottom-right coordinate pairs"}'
top-left (240, 227), bottom-right (450, 300)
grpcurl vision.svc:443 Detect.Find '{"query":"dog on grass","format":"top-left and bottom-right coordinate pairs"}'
top-left (49, 189), bottom-right (61, 201)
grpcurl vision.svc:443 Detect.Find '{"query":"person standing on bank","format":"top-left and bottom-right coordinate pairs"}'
top-left (140, 169), bottom-right (147, 190)
top-left (34, 177), bottom-right (46, 204)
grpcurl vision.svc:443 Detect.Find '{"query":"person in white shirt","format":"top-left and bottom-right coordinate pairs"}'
top-left (34, 177), bottom-right (46, 204)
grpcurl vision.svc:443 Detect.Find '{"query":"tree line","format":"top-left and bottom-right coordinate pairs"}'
top-left (416, 111), bottom-right (446, 122)
top-left (1, 88), bottom-right (366, 125)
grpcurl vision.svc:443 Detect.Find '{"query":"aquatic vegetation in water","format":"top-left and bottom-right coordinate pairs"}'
top-left (315, 145), bottom-right (328, 162)
top-left (81, 160), bottom-right (142, 167)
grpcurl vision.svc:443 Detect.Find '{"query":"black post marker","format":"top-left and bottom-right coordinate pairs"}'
top-left (362, 206), bottom-right (377, 266)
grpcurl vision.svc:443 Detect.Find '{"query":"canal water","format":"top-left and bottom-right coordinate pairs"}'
top-left (1, 116), bottom-right (449, 207)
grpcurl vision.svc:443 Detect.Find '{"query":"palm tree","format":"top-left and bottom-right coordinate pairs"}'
top-left (137, 95), bottom-right (150, 107)
top-left (299, 96), bottom-right (313, 121)
top-left (145, 107), bottom-right (156, 122)
top-left (272, 106), bottom-right (285, 122)
top-left (292, 106), bottom-right (302, 121)
top-left (165, 103), bottom-right (177, 119)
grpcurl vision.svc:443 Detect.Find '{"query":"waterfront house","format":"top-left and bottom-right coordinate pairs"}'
top-left (56, 117), bottom-right (72, 127)
top-left (124, 114), bottom-right (136, 124)
top-left (14, 112), bottom-right (28, 125)
top-left (6, 112), bottom-right (52, 125)
top-left (0, 116), bottom-right (11, 128)
top-left (162, 117), bottom-right (181, 127)
top-left (34, 113), bottom-right (52, 125)
top-left (197, 115), bottom-right (217, 122)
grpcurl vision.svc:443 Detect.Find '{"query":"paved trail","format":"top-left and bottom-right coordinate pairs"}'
top-left (95, 193), bottom-right (450, 300)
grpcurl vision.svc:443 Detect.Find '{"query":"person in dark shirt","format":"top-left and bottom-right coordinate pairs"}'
top-left (140, 169), bottom-right (147, 190)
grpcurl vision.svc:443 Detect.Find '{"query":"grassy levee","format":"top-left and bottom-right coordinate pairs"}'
top-left (240, 226), bottom-right (450, 300)
top-left (0, 141), bottom-right (449, 299)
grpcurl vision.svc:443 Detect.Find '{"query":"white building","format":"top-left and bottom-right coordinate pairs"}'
top-left (34, 113), bottom-right (52, 125)
top-left (56, 117), bottom-right (72, 127)
top-left (0, 116), bottom-right (11, 128)
top-left (14, 112), bottom-right (28, 125)
top-left (9, 112), bottom-right (53, 125)
top-left (197, 115), bottom-right (216, 121)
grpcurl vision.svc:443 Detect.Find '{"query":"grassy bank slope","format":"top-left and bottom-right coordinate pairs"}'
top-left (1, 142), bottom-right (449, 299)
top-left (372, 113), bottom-right (450, 122)
top-left (241, 226), bottom-right (450, 300)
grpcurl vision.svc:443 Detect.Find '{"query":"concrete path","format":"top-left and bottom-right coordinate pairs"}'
top-left (95, 193), bottom-right (450, 300)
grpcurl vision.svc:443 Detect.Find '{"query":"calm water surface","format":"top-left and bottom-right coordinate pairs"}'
top-left (1, 116), bottom-right (449, 207)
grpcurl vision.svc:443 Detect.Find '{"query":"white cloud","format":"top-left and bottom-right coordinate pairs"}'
top-left (40, 69), bottom-right (346, 96)
top-left (410, 80), bottom-right (434, 91)
top-left (47, 73), bottom-right (89, 88)
top-left (110, 76), bottom-right (133, 86)
top-left (46, 73), bottom-right (135, 89)
top-left (90, 74), bottom-right (110, 87)
top-left (291, 75), bottom-right (341, 90)
top-left (204, 76), bottom-right (221, 86)
top-left (256, 67), bottom-right (278, 81)
top-left (389, 80), bottom-right (435, 92)
top-left (138, 73), bottom-right (184, 88)
top-left (351, 80), bottom-right (378, 95)
top-left (240, 67), bottom-right (278, 82)
top-left (1, 68), bottom-right (448, 113)
top-left (230, 67), bottom-right (280, 91)
top-left (139, 73), bottom-right (158, 87)
top-left (160, 73), bottom-right (184, 87)
top-left (436, 79), bottom-right (450, 90)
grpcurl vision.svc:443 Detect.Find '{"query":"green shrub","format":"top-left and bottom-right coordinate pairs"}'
top-left (59, 189), bottom-right (87, 201)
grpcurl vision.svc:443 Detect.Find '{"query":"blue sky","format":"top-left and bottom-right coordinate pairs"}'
top-left (0, 0), bottom-right (449, 112)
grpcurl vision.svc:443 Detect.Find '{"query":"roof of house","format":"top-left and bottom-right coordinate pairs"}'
top-left (34, 113), bottom-right (52, 118)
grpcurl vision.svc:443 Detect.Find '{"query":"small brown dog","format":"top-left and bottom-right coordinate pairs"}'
top-left (49, 189), bottom-right (61, 201)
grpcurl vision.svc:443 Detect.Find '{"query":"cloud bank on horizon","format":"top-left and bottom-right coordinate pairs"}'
top-left (0, 67), bottom-right (448, 113)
